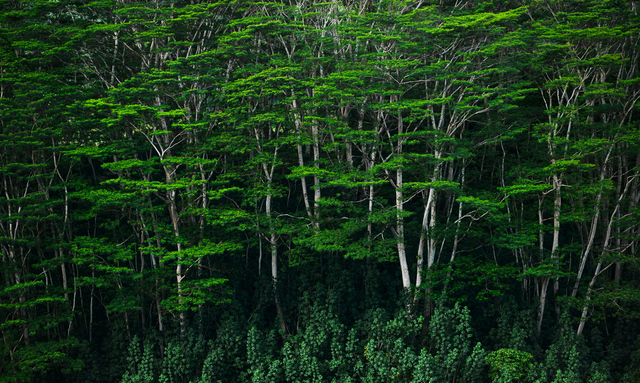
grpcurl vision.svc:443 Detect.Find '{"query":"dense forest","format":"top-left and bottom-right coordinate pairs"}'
top-left (1, 0), bottom-right (639, 381)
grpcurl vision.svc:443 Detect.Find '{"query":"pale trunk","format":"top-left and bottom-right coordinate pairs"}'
top-left (552, 174), bottom-right (561, 292)
top-left (576, 218), bottom-right (613, 337)
top-left (363, 105), bottom-right (375, 241)
top-left (572, 159), bottom-right (609, 297)
top-left (367, 149), bottom-right (376, 241)
top-left (416, 148), bottom-right (443, 287)
top-left (291, 96), bottom-right (313, 221)
top-left (577, 171), bottom-right (635, 335)
top-left (266, 190), bottom-right (286, 334)
top-left (416, 187), bottom-right (435, 288)
top-left (443, 166), bottom-right (465, 292)
top-left (537, 172), bottom-right (561, 335)
top-left (576, 260), bottom-right (603, 337)
top-left (396, 169), bottom-right (410, 289)
top-left (449, 165), bottom-right (465, 266)
top-left (167, 186), bottom-right (186, 334)
top-left (395, 111), bottom-right (410, 290)
top-left (312, 117), bottom-right (321, 227)
top-left (427, 187), bottom-right (439, 269)
top-left (142, 216), bottom-right (164, 332)
top-left (142, 175), bottom-right (165, 332)
top-left (257, 125), bottom-right (286, 333)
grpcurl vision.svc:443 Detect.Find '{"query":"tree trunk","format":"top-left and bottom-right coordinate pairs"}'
top-left (537, 171), bottom-right (561, 335)
top-left (394, 109), bottom-right (410, 290)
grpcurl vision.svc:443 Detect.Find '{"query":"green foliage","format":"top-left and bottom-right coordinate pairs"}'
top-left (428, 302), bottom-right (487, 382)
top-left (486, 298), bottom-right (535, 352)
top-left (119, 330), bottom-right (210, 383)
top-left (356, 309), bottom-right (421, 382)
top-left (245, 327), bottom-right (282, 382)
top-left (0, 338), bottom-right (82, 383)
top-left (621, 336), bottom-right (640, 383)
top-left (587, 360), bottom-right (611, 383)
top-left (121, 336), bottom-right (156, 383)
top-left (486, 349), bottom-right (533, 381)
top-left (1, 0), bottom-right (640, 382)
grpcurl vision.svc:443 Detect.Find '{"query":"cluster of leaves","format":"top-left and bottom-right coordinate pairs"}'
top-left (0, 0), bottom-right (639, 381)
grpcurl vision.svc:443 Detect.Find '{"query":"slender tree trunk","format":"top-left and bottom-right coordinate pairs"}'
top-left (255, 125), bottom-right (287, 333)
top-left (166, 186), bottom-right (186, 335)
top-left (311, 98), bottom-right (321, 227)
top-left (416, 152), bottom-right (442, 289)
top-left (577, 171), bottom-right (635, 335)
top-left (394, 109), bottom-right (410, 290)
top-left (537, 171), bottom-right (562, 335)
top-left (89, 270), bottom-right (94, 342)
top-left (141, 215), bottom-right (164, 332)
top-left (572, 147), bottom-right (613, 297)
top-left (416, 186), bottom-right (436, 288)
top-left (291, 96), bottom-right (314, 222)
top-left (266, 191), bottom-right (286, 333)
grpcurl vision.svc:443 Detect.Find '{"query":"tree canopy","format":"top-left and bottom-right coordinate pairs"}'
top-left (0, 0), bottom-right (639, 381)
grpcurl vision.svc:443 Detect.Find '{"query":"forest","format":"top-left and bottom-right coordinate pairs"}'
top-left (0, 0), bottom-right (639, 381)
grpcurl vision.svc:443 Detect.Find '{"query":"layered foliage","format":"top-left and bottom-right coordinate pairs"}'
top-left (0, 0), bottom-right (639, 381)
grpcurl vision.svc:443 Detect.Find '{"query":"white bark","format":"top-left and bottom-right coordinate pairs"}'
top-left (572, 145), bottom-right (614, 297)
top-left (291, 96), bottom-right (313, 221)
top-left (576, 173), bottom-right (635, 336)
top-left (311, 100), bottom-right (321, 227)
top-left (394, 110), bottom-right (410, 289)
top-left (537, 170), bottom-right (562, 335)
